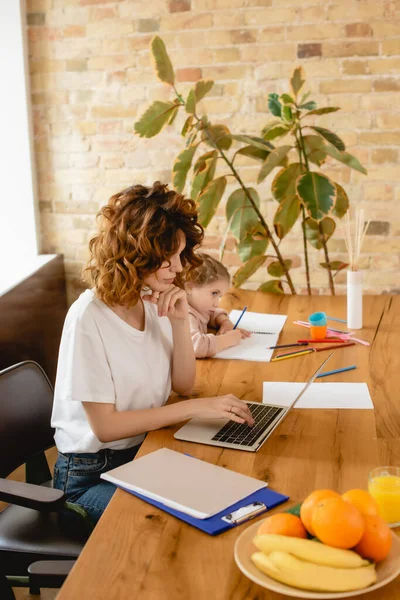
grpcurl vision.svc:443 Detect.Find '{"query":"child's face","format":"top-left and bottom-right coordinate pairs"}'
top-left (187, 278), bottom-right (230, 315)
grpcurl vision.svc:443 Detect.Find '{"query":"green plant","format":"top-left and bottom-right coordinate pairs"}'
top-left (134, 37), bottom-right (367, 295)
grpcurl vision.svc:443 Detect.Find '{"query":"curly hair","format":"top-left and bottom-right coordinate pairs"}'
top-left (84, 182), bottom-right (204, 307)
top-left (185, 252), bottom-right (230, 287)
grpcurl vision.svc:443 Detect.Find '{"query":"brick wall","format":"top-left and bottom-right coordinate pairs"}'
top-left (26, 0), bottom-right (400, 302)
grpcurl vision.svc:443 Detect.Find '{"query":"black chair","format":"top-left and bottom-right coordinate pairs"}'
top-left (0, 361), bottom-right (92, 599)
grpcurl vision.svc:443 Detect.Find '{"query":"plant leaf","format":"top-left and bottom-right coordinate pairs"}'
top-left (304, 107), bottom-right (341, 117)
top-left (320, 261), bottom-right (349, 271)
top-left (150, 36), bottom-right (175, 86)
top-left (290, 67), bottom-right (306, 96)
top-left (271, 163), bottom-right (303, 202)
top-left (134, 101), bottom-right (177, 138)
top-left (190, 151), bottom-right (217, 200)
top-left (263, 125), bottom-right (290, 141)
top-left (323, 144), bottom-right (368, 175)
top-left (181, 115), bottom-right (194, 137)
top-left (258, 145), bottom-right (292, 183)
top-left (185, 89), bottom-right (196, 114)
top-left (333, 183), bottom-right (349, 218)
top-left (237, 235), bottom-right (268, 262)
top-left (281, 93), bottom-right (295, 105)
top-left (268, 93), bottom-right (282, 117)
top-left (197, 176), bottom-right (227, 228)
top-left (302, 135), bottom-right (327, 167)
top-left (172, 146), bottom-right (196, 193)
top-left (268, 259), bottom-right (292, 278)
top-left (226, 187), bottom-right (261, 241)
top-left (282, 105), bottom-right (293, 122)
top-left (305, 217), bottom-right (336, 249)
top-left (202, 124), bottom-right (232, 150)
top-left (236, 145), bottom-right (270, 163)
top-left (233, 255), bottom-right (267, 288)
top-left (168, 105), bottom-right (179, 125)
top-left (258, 280), bottom-right (284, 294)
top-left (232, 134), bottom-right (274, 151)
top-left (296, 172), bottom-right (336, 221)
top-left (194, 79), bottom-right (214, 102)
top-left (299, 101), bottom-right (317, 111)
top-left (273, 194), bottom-right (301, 239)
top-left (309, 126), bottom-right (346, 152)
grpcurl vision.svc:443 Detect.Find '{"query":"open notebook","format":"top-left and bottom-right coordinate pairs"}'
top-left (215, 310), bottom-right (287, 362)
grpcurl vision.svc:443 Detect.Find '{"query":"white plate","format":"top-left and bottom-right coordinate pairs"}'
top-left (234, 520), bottom-right (400, 599)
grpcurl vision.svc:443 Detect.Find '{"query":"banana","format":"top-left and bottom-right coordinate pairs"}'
top-left (253, 534), bottom-right (370, 568)
top-left (252, 551), bottom-right (377, 593)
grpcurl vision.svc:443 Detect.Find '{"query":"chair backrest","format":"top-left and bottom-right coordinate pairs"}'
top-left (0, 361), bottom-right (55, 478)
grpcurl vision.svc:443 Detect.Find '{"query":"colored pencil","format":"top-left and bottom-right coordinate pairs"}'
top-left (315, 342), bottom-right (355, 352)
top-left (268, 342), bottom-right (309, 350)
top-left (297, 339), bottom-right (346, 344)
top-left (233, 306), bottom-right (247, 330)
top-left (316, 365), bottom-right (357, 379)
top-left (271, 349), bottom-right (315, 362)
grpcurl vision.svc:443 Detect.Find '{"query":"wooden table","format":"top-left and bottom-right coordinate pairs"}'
top-left (57, 292), bottom-right (400, 600)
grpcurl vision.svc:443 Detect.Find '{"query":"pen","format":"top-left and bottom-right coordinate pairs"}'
top-left (233, 306), bottom-right (247, 330)
top-left (268, 342), bottom-right (309, 349)
top-left (316, 365), bottom-right (357, 379)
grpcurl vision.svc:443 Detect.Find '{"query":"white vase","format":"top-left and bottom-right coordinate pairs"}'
top-left (347, 270), bottom-right (363, 329)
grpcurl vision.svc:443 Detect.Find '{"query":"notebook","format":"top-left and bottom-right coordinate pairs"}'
top-left (101, 447), bottom-right (267, 519)
top-left (262, 382), bottom-right (374, 409)
top-left (215, 310), bottom-right (287, 362)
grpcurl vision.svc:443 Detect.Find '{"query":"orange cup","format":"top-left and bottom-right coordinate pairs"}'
top-left (310, 324), bottom-right (327, 340)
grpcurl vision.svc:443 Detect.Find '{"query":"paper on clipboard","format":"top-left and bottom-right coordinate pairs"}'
top-left (262, 382), bottom-right (373, 409)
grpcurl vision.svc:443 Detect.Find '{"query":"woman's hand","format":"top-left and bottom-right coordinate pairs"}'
top-left (188, 394), bottom-right (255, 426)
top-left (143, 285), bottom-right (189, 321)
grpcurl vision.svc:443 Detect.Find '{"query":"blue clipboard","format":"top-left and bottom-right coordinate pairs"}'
top-left (118, 485), bottom-right (289, 535)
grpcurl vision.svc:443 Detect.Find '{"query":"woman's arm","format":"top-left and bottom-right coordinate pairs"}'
top-left (83, 394), bottom-right (254, 443)
top-left (169, 317), bottom-right (196, 396)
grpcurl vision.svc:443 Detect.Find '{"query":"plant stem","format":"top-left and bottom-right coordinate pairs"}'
top-left (298, 125), bottom-right (335, 295)
top-left (295, 129), bottom-right (311, 295)
top-left (218, 147), bottom-right (297, 295)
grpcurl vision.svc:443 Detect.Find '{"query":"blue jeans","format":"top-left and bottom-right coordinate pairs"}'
top-left (53, 445), bottom-right (141, 525)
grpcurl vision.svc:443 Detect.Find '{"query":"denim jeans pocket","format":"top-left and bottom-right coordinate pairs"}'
top-left (68, 453), bottom-right (108, 477)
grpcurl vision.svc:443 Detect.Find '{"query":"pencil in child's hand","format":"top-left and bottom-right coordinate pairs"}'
top-left (233, 306), bottom-right (247, 330)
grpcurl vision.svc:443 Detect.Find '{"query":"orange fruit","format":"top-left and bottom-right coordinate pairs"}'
top-left (312, 496), bottom-right (365, 549)
top-left (300, 489), bottom-right (340, 536)
top-left (257, 513), bottom-right (308, 538)
top-left (355, 514), bottom-right (392, 562)
top-left (342, 489), bottom-right (380, 517)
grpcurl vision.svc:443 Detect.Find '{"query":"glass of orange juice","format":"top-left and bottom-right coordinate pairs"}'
top-left (368, 466), bottom-right (400, 528)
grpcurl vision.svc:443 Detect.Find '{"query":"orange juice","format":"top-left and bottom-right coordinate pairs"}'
top-left (368, 467), bottom-right (400, 527)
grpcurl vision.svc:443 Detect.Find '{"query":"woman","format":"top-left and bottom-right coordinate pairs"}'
top-left (51, 181), bottom-right (254, 525)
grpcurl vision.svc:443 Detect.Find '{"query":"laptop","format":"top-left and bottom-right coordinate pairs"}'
top-left (174, 352), bottom-right (334, 452)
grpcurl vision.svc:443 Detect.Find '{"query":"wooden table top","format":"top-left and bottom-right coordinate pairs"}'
top-left (57, 292), bottom-right (400, 600)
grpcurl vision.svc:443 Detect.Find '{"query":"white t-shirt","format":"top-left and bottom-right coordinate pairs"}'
top-left (51, 289), bottom-right (173, 453)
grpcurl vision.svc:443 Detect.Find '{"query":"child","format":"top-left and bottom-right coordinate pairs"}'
top-left (185, 253), bottom-right (251, 358)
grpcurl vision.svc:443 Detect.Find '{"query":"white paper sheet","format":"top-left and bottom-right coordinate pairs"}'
top-left (215, 310), bottom-right (287, 362)
top-left (262, 382), bottom-right (373, 409)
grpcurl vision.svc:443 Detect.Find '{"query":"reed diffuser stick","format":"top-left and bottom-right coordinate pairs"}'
top-left (341, 208), bottom-right (370, 271)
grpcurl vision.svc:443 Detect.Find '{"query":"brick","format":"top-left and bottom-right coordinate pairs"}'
top-left (382, 40), bottom-right (400, 55)
top-left (199, 97), bottom-right (238, 113)
top-left (70, 90), bottom-right (94, 103)
top-left (205, 29), bottom-right (233, 46)
top-left (169, 0), bottom-right (191, 11)
top-left (29, 59), bottom-right (64, 73)
top-left (366, 221), bottom-right (390, 236)
top-left (91, 106), bottom-right (138, 118)
top-left (27, 0), bottom-right (51, 9)
top-left (328, 3), bottom-right (383, 20)
top-left (242, 44), bottom-right (296, 62)
top-left (297, 43), bottom-right (322, 58)
top-left (90, 7), bottom-right (117, 20)
top-left (323, 41), bottom-right (379, 57)
top-left (231, 29), bottom-right (257, 44)
top-left (196, 0), bottom-right (246, 8)
top-left (342, 60), bottom-right (368, 75)
top-left (374, 113), bottom-right (400, 129)
top-left (88, 55), bottom-right (136, 70)
top-left (373, 21), bottom-right (400, 36)
top-left (138, 19), bottom-right (160, 33)
top-left (202, 65), bottom-right (251, 80)
top-left (86, 20), bottom-right (134, 37)
top-left (345, 23), bottom-right (373, 37)
top-left (373, 78), bottom-right (400, 92)
top-left (66, 59), bottom-right (87, 71)
top-left (80, 0), bottom-right (120, 5)
top-left (176, 67), bottom-right (202, 82)
top-left (46, 6), bottom-right (90, 26)
top-left (214, 47), bottom-right (240, 63)
top-left (102, 155), bottom-right (125, 169)
top-left (364, 183), bottom-right (394, 202)
top-left (258, 27), bottom-right (285, 43)
top-left (161, 13), bottom-right (213, 30)
top-left (69, 153), bottom-right (99, 168)
top-left (369, 58), bottom-right (400, 74)
top-left (320, 78), bottom-right (372, 94)
top-left (297, 6), bottom-right (325, 20)
top-left (360, 131), bottom-right (400, 146)
top-left (371, 149), bottom-right (398, 164)
top-left (74, 121), bottom-right (97, 135)
top-left (300, 59), bottom-right (341, 77)
top-left (213, 11), bottom-right (244, 27)
top-left (103, 39), bottom-right (125, 53)
top-left (361, 94), bottom-right (400, 111)
top-left (169, 48), bottom-right (214, 67)
top-left (244, 7), bottom-right (293, 25)
top-left (246, 0), bottom-right (272, 5)
top-left (27, 12), bottom-right (45, 25)
top-left (287, 24), bottom-right (342, 41)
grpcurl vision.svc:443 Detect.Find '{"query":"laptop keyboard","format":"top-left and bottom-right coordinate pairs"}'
top-left (211, 403), bottom-right (285, 447)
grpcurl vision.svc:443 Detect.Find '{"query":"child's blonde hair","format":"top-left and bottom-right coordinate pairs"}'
top-left (185, 252), bottom-right (230, 287)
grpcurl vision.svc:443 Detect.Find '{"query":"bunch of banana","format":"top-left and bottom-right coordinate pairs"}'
top-left (251, 534), bottom-right (377, 593)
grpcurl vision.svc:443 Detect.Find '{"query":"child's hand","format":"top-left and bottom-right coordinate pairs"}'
top-left (222, 329), bottom-right (242, 346)
top-left (217, 319), bottom-right (234, 335)
top-left (238, 328), bottom-right (252, 339)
